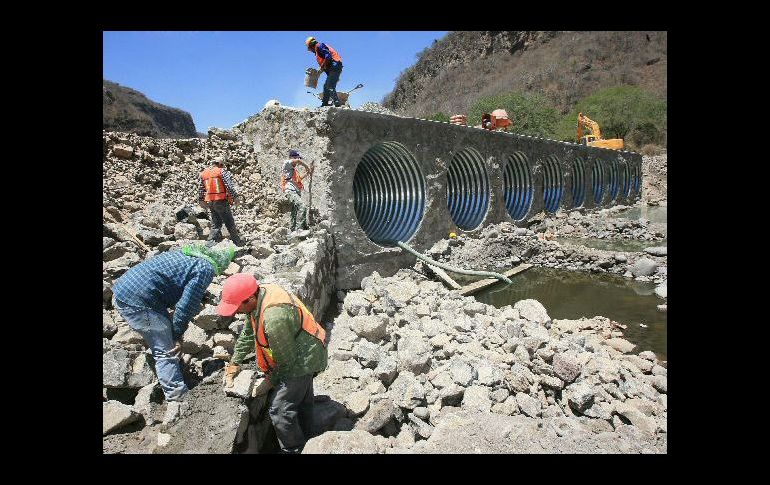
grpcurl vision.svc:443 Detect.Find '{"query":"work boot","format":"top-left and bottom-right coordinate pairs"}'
top-left (231, 236), bottom-right (246, 247)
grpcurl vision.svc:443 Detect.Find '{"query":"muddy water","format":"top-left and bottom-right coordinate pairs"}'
top-left (556, 237), bottom-right (668, 253)
top-left (462, 267), bottom-right (667, 360)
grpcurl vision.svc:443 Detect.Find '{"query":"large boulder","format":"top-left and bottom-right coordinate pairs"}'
top-left (513, 299), bottom-right (551, 326)
top-left (396, 335), bottom-right (432, 374)
top-left (388, 372), bottom-right (426, 410)
top-left (103, 400), bottom-right (142, 435)
top-left (350, 315), bottom-right (388, 343)
top-left (302, 430), bottom-right (379, 454)
top-left (552, 352), bottom-right (582, 384)
top-left (630, 258), bottom-right (658, 277)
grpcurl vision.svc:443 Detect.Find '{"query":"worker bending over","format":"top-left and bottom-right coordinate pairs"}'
top-left (218, 273), bottom-right (328, 454)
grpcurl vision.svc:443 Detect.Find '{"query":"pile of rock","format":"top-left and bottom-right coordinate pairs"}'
top-left (429, 221), bottom-right (667, 287)
top-left (306, 269), bottom-right (667, 453)
top-left (536, 208), bottom-right (666, 241)
top-left (356, 102), bottom-right (399, 116)
top-left (642, 154), bottom-right (667, 206)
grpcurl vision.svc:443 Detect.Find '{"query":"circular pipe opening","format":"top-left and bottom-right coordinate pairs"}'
top-left (503, 152), bottom-right (533, 221)
top-left (608, 160), bottom-right (619, 202)
top-left (620, 161), bottom-right (631, 198)
top-left (632, 163), bottom-right (641, 196)
top-left (543, 155), bottom-right (563, 213)
top-left (571, 157), bottom-right (586, 208)
top-left (592, 159), bottom-right (605, 205)
top-left (446, 147), bottom-right (490, 231)
top-left (353, 141), bottom-right (426, 247)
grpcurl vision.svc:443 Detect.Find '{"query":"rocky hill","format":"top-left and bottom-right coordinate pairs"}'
top-left (383, 31), bottom-right (667, 117)
top-left (103, 79), bottom-right (198, 138)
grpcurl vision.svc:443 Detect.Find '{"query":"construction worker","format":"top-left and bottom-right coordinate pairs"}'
top-left (199, 156), bottom-right (245, 247)
top-left (217, 273), bottom-right (328, 454)
top-left (281, 149), bottom-right (313, 234)
top-left (112, 244), bottom-right (236, 402)
top-left (305, 36), bottom-right (343, 107)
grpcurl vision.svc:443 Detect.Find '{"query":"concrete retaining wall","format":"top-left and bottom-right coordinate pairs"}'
top-left (240, 107), bottom-right (641, 290)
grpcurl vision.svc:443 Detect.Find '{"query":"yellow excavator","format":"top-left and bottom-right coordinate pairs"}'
top-left (576, 112), bottom-right (624, 150)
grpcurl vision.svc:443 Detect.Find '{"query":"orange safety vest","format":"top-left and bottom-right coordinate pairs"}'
top-left (201, 167), bottom-right (228, 201)
top-left (249, 284), bottom-right (327, 374)
top-left (314, 43), bottom-right (342, 68)
top-left (280, 168), bottom-right (304, 192)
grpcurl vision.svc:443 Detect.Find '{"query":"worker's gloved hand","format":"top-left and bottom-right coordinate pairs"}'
top-left (198, 200), bottom-right (208, 210)
top-left (223, 363), bottom-right (241, 388)
top-left (232, 197), bottom-right (240, 207)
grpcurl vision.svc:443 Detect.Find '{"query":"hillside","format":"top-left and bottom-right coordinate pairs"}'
top-left (103, 79), bottom-right (198, 138)
top-left (383, 31), bottom-right (667, 118)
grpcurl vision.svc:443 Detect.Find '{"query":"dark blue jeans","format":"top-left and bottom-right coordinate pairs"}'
top-left (207, 200), bottom-right (243, 245)
top-left (322, 64), bottom-right (343, 107)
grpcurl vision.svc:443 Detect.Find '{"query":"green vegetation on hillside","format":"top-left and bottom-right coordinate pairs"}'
top-left (468, 92), bottom-right (559, 137)
top-left (554, 86), bottom-right (667, 148)
top-left (421, 85), bottom-right (667, 151)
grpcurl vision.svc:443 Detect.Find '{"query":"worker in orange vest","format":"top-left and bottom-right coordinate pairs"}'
top-left (199, 157), bottom-right (245, 247)
top-left (281, 149), bottom-right (313, 234)
top-left (305, 36), bottom-right (343, 107)
top-left (217, 273), bottom-right (328, 453)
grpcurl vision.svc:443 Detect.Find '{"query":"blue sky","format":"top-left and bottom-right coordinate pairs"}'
top-left (103, 31), bottom-right (447, 133)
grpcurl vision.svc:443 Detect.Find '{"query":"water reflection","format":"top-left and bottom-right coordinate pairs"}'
top-left (469, 267), bottom-right (667, 360)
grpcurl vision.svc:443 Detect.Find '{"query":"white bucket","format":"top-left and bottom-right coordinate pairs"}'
top-left (304, 68), bottom-right (321, 88)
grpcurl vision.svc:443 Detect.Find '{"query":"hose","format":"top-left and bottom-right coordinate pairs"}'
top-left (395, 240), bottom-right (513, 285)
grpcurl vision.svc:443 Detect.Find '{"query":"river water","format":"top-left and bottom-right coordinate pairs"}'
top-left (461, 267), bottom-right (667, 361)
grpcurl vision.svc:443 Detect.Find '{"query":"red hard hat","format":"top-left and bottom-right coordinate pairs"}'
top-left (217, 273), bottom-right (260, 316)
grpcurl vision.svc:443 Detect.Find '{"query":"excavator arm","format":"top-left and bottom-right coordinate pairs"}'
top-left (577, 112), bottom-right (602, 141)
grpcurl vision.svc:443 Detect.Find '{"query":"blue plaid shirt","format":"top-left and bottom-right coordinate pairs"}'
top-left (112, 251), bottom-right (215, 340)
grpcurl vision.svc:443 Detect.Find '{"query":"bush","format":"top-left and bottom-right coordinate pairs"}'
top-left (426, 112), bottom-right (451, 123)
top-left (468, 91), bottom-right (559, 137)
top-left (640, 144), bottom-right (665, 156)
top-left (555, 86), bottom-right (667, 149)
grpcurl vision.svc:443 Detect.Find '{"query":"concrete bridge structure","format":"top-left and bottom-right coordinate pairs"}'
top-left (240, 107), bottom-right (642, 289)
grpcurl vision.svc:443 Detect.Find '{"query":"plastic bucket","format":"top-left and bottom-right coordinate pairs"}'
top-left (304, 68), bottom-right (321, 88)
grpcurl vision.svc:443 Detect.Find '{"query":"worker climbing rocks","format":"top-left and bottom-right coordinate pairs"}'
top-left (112, 244), bottom-right (236, 402)
top-left (281, 149), bottom-right (313, 235)
top-left (217, 273), bottom-right (328, 454)
top-left (305, 36), bottom-right (343, 107)
top-left (199, 156), bottom-right (245, 247)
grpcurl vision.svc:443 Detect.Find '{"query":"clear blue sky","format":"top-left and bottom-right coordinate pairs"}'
top-left (103, 31), bottom-right (447, 133)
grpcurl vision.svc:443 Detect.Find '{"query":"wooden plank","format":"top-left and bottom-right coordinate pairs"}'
top-left (426, 264), bottom-right (462, 290)
top-left (459, 264), bottom-right (533, 296)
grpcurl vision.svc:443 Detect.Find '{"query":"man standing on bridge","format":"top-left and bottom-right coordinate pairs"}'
top-left (305, 36), bottom-right (343, 107)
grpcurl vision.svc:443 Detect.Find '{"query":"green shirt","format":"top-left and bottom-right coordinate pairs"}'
top-left (231, 287), bottom-right (327, 382)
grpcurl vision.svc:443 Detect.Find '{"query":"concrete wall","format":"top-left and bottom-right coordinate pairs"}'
top-left (240, 107), bottom-right (641, 290)
top-left (324, 109), bottom-right (641, 289)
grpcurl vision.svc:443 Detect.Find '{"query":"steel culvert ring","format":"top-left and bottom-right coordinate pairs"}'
top-left (632, 163), bottom-right (641, 196)
top-left (542, 155), bottom-right (563, 213)
top-left (592, 160), bottom-right (605, 205)
top-left (571, 157), bottom-right (586, 208)
top-left (620, 161), bottom-right (631, 198)
top-left (502, 152), bottom-right (533, 221)
top-left (446, 147), bottom-right (490, 231)
top-left (608, 160), bottom-right (619, 202)
top-left (353, 141), bottom-right (426, 247)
